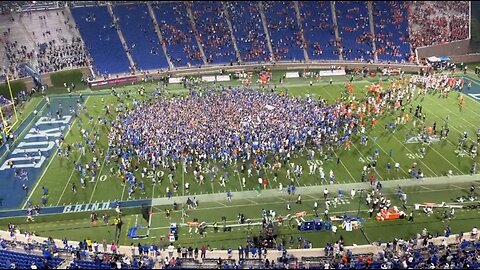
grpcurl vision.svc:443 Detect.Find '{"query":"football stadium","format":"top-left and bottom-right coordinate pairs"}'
top-left (0, 0), bottom-right (479, 269)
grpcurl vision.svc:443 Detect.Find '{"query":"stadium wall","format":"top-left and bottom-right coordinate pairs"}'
top-left (4, 62), bottom-right (423, 92)
top-left (89, 62), bottom-right (425, 88)
top-left (1, 67), bottom-right (91, 93)
top-left (416, 39), bottom-right (475, 60)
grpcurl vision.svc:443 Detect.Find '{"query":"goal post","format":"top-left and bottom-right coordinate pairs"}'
top-left (0, 74), bottom-right (19, 138)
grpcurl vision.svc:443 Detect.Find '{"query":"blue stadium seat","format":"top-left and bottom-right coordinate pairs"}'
top-left (191, 1), bottom-right (238, 64)
top-left (113, 4), bottom-right (170, 70)
top-left (227, 2), bottom-right (270, 63)
top-left (298, 1), bottom-right (338, 60)
top-left (335, 1), bottom-right (373, 62)
top-left (151, 2), bottom-right (204, 67)
top-left (262, 1), bottom-right (305, 61)
top-left (71, 6), bottom-right (131, 75)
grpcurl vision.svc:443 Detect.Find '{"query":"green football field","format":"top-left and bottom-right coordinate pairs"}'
top-left (2, 71), bottom-right (480, 249)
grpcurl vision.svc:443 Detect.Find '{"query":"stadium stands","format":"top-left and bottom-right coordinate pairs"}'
top-left (409, 1), bottom-right (470, 50)
top-left (70, 5), bottom-right (131, 75)
top-left (69, 255), bottom-right (155, 269)
top-left (0, 1), bottom-right (472, 78)
top-left (262, 1), bottom-right (304, 62)
top-left (36, 37), bottom-right (90, 73)
top-left (113, 3), bottom-right (169, 71)
top-left (151, 2), bottom-right (203, 68)
top-left (298, 1), bottom-right (338, 60)
top-left (371, 1), bottom-right (411, 63)
top-left (191, 1), bottom-right (237, 64)
top-left (226, 1), bottom-right (270, 63)
top-left (0, 226), bottom-right (480, 269)
top-left (335, 1), bottom-right (374, 62)
top-left (0, 249), bottom-right (64, 269)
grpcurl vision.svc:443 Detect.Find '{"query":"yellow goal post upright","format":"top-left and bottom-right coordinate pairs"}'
top-left (0, 74), bottom-right (19, 139)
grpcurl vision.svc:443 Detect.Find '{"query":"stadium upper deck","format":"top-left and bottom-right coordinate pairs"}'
top-left (0, 1), bottom-right (471, 78)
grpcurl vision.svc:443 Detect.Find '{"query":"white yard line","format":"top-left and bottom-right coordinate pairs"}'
top-left (24, 148), bottom-right (60, 208)
top-left (236, 171), bottom-right (244, 192)
top-left (147, 183), bottom-right (155, 236)
top-left (420, 185), bottom-right (434, 191)
top-left (450, 184), bottom-right (464, 190)
top-left (427, 146), bottom-right (463, 174)
top-left (262, 166), bottom-right (273, 189)
top-left (367, 134), bottom-right (409, 176)
top-left (318, 84), bottom-right (358, 183)
top-left (350, 142), bottom-right (382, 181)
top-left (88, 148), bottom-right (108, 204)
top-left (120, 181), bottom-right (127, 201)
top-left (22, 100), bottom-right (65, 208)
top-left (334, 150), bottom-right (357, 182)
top-left (55, 153), bottom-right (82, 205)
top-left (1, 100), bottom-right (48, 163)
top-left (56, 98), bottom-right (98, 205)
top-left (426, 96), bottom-right (478, 128)
top-left (245, 198), bottom-right (259, 205)
top-left (390, 135), bottom-right (438, 177)
top-left (182, 162), bottom-right (185, 196)
top-left (422, 106), bottom-right (476, 148)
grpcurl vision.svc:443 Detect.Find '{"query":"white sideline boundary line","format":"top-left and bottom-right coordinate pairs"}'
top-left (88, 146), bottom-right (108, 204)
top-left (24, 97), bottom-right (89, 209)
top-left (57, 97), bottom-right (98, 205)
top-left (316, 83), bottom-right (357, 183)
top-left (390, 135), bottom-right (438, 177)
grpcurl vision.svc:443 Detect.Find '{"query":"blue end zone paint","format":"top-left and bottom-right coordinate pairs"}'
top-left (0, 199), bottom-right (152, 219)
top-left (0, 97), bottom-right (79, 209)
top-left (457, 76), bottom-right (480, 101)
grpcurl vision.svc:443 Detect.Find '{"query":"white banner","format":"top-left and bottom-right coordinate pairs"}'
top-left (285, 72), bottom-right (300, 78)
top-left (202, 76), bottom-right (216, 82)
top-left (168, 77), bottom-right (183, 84)
top-left (216, 75), bottom-right (230, 82)
top-left (319, 70), bottom-right (346, 76)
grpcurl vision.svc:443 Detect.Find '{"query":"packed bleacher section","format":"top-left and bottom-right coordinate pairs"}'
top-left (262, 1), bottom-right (304, 62)
top-left (298, 1), bottom-right (338, 60)
top-left (191, 1), bottom-right (237, 64)
top-left (372, 1), bottom-right (412, 63)
top-left (36, 37), bottom-right (90, 73)
top-left (113, 3), bottom-right (169, 71)
top-left (70, 5), bottom-right (131, 76)
top-left (409, 1), bottom-right (470, 50)
top-left (0, 249), bottom-right (64, 269)
top-left (225, 2), bottom-right (270, 63)
top-left (335, 1), bottom-right (374, 62)
top-left (0, 1), bottom-right (472, 79)
top-left (3, 40), bottom-right (36, 79)
top-left (69, 253), bottom-right (155, 269)
top-left (151, 2), bottom-right (203, 68)
top-left (1, 225), bottom-right (480, 269)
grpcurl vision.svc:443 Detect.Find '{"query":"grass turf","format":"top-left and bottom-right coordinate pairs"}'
top-left (2, 71), bottom-right (480, 249)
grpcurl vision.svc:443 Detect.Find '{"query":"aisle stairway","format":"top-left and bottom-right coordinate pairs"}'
top-left (258, 1), bottom-right (275, 62)
top-left (185, 3), bottom-right (208, 65)
top-left (106, 2), bottom-right (136, 72)
top-left (147, 2), bottom-right (174, 69)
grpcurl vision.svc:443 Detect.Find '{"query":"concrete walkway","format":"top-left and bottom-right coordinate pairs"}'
top-left (152, 174), bottom-right (480, 207)
top-left (1, 228), bottom-right (478, 269)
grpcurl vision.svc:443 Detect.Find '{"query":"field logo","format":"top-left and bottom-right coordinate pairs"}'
top-left (405, 134), bottom-right (440, 145)
top-left (63, 201), bottom-right (111, 213)
top-left (468, 93), bottom-right (480, 101)
top-left (0, 115), bottom-right (72, 171)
